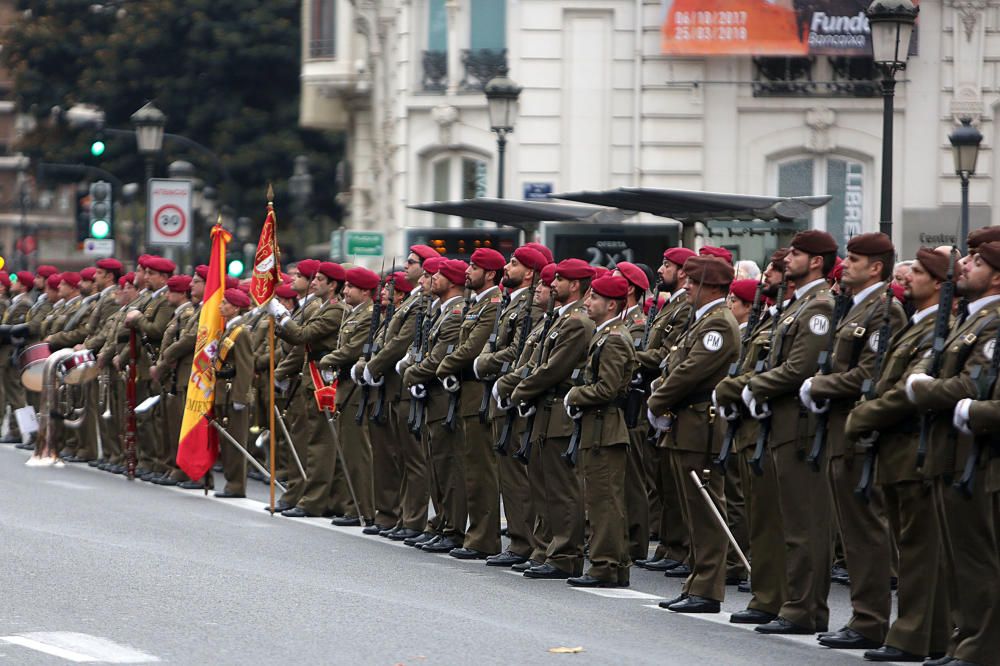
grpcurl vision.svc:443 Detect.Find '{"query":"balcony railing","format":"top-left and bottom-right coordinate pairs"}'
top-left (422, 50), bottom-right (447, 92)
top-left (752, 57), bottom-right (879, 98)
top-left (308, 39), bottom-right (336, 59)
top-left (460, 48), bottom-right (507, 91)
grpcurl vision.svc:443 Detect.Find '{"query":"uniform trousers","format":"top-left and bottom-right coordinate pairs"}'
top-left (523, 417), bottom-right (552, 562)
top-left (582, 443), bottom-right (629, 585)
top-left (294, 395), bottom-right (338, 516)
top-left (278, 391), bottom-right (310, 507)
top-left (164, 390), bottom-right (187, 480)
top-left (641, 431), bottom-right (662, 535)
top-left (652, 443), bottom-right (690, 563)
top-left (671, 448), bottom-right (727, 602)
top-left (395, 396), bottom-right (431, 531)
top-left (739, 448), bottom-right (787, 615)
top-left (625, 426), bottom-right (650, 562)
top-left (537, 435), bottom-right (585, 576)
top-left (724, 455), bottom-right (750, 581)
top-left (4, 361), bottom-right (26, 440)
top-left (218, 407), bottom-right (248, 495)
top-left (335, 392), bottom-right (375, 521)
top-left (494, 412), bottom-right (535, 558)
top-left (425, 412), bottom-right (466, 540)
top-left (460, 412), bottom-right (501, 553)
top-left (368, 402), bottom-right (403, 528)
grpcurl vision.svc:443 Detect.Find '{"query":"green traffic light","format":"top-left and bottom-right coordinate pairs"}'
top-left (227, 259), bottom-right (244, 277)
top-left (90, 219), bottom-right (110, 239)
top-left (90, 140), bottom-right (106, 157)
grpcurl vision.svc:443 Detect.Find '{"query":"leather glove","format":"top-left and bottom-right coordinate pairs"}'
top-left (954, 398), bottom-right (973, 435)
top-left (409, 384), bottom-right (427, 400)
top-left (350, 363), bottom-right (363, 384)
top-left (363, 365), bottom-right (383, 387)
top-left (799, 377), bottom-right (829, 415)
top-left (517, 402), bottom-right (536, 418)
top-left (742, 384), bottom-right (771, 420)
top-left (906, 373), bottom-right (932, 403)
top-left (233, 402), bottom-right (246, 411)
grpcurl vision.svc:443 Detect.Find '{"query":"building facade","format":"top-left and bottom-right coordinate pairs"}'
top-left (301, 0), bottom-right (995, 263)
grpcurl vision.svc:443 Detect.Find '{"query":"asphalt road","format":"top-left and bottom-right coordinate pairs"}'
top-left (0, 444), bottom-right (903, 665)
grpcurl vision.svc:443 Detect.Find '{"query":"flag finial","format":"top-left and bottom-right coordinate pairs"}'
top-left (267, 183), bottom-right (274, 204)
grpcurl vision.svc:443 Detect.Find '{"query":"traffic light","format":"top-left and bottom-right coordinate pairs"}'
top-left (227, 259), bottom-right (245, 278)
top-left (89, 180), bottom-right (112, 240)
top-left (90, 138), bottom-right (106, 157)
top-left (75, 184), bottom-right (91, 243)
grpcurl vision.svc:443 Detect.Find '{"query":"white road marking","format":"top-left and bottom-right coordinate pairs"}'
top-left (0, 632), bottom-right (159, 663)
top-left (573, 589), bottom-right (663, 600)
top-left (44, 480), bottom-right (95, 490)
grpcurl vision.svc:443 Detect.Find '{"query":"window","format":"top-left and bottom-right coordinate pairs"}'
top-left (463, 0), bottom-right (507, 90)
top-left (776, 155), bottom-right (868, 250)
top-left (430, 155), bottom-right (489, 228)
top-left (309, 0), bottom-right (336, 59)
top-left (422, 0), bottom-right (449, 91)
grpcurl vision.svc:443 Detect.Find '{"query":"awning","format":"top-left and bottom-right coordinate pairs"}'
top-left (409, 197), bottom-right (632, 228)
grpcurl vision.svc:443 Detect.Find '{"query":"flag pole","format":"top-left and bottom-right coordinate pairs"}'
top-left (267, 184), bottom-right (277, 515)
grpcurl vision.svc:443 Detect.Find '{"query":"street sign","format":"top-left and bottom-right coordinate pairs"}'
top-left (523, 182), bottom-right (553, 201)
top-left (344, 230), bottom-right (384, 257)
top-left (147, 178), bottom-right (192, 246)
top-left (83, 238), bottom-right (115, 256)
top-left (329, 230), bottom-right (343, 260)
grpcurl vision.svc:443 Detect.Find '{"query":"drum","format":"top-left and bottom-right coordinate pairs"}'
top-left (60, 349), bottom-right (98, 385)
top-left (18, 343), bottom-right (51, 392)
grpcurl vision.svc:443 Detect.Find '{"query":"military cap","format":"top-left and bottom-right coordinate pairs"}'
top-left (730, 279), bottom-right (759, 304)
top-left (346, 267), bottom-right (380, 290)
top-left (96, 258), bottom-right (123, 272)
top-left (915, 246), bottom-right (952, 281)
top-left (512, 246), bottom-right (547, 271)
top-left (15, 271), bottom-right (33, 285)
top-left (791, 229), bottom-right (838, 255)
top-left (470, 248), bottom-right (505, 271)
top-left (195, 265), bottom-right (209, 280)
top-left (438, 259), bottom-right (469, 286)
top-left (700, 245), bottom-right (734, 265)
top-left (967, 226), bottom-right (1000, 253)
top-left (60, 272), bottom-right (81, 288)
top-left (224, 276), bottom-right (240, 290)
top-left (540, 264), bottom-right (556, 285)
top-left (615, 261), bottom-right (650, 291)
top-left (223, 288), bottom-right (251, 309)
top-left (591, 275), bottom-right (628, 300)
top-left (683, 256), bottom-right (735, 286)
top-left (663, 247), bottom-right (697, 268)
top-left (0, 271), bottom-right (10, 289)
top-left (275, 283), bottom-right (298, 300)
top-left (977, 241), bottom-right (1000, 271)
top-left (36, 265), bottom-right (59, 279)
top-left (410, 244), bottom-right (439, 262)
top-left (388, 271), bottom-right (414, 293)
top-left (280, 272), bottom-right (292, 284)
top-left (296, 259), bottom-right (320, 279)
top-left (769, 248), bottom-right (790, 273)
top-left (592, 266), bottom-right (611, 279)
top-left (167, 275), bottom-right (192, 293)
top-left (145, 256), bottom-right (176, 275)
top-left (136, 255), bottom-right (151, 268)
top-left (318, 261), bottom-right (346, 283)
top-left (46, 274), bottom-right (61, 290)
top-left (554, 258), bottom-right (595, 280)
top-left (423, 257), bottom-right (444, 275)
top-left (120, 273), bottom-right (135, 287)
top-left (238, 279), bottom-right (251, 294)
top-left (524, 242), bottom-right (554, 265)
top-left (846, 232), bottom-right (893, 256)
top-left (80, 267), bottom-right (97, 281)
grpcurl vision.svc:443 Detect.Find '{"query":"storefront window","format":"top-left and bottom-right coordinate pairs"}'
top-left (776, 155), bottom-right (867, 250)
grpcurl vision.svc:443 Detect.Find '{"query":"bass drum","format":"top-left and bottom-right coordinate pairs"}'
top-left (60, 349), bottom-right (98, 385)
top-left (18, 343), bottom-right (51, 392)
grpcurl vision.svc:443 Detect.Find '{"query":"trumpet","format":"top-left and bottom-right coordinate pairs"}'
top-left (99, 369), bottom-right (111, 420)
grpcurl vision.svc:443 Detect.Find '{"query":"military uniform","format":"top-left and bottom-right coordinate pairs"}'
top-left (97, 303), bottom-right (133, 471)
top-left (1, 291), bottom-right (34, 442)
top-left (154, 299), bottom-right (197, 481)
top-left (214, 314), bottom-right (253, 496)
top-left (44, 293), bottom-right (85, 457)
top-left (621, 304), bottom-right (652, 564)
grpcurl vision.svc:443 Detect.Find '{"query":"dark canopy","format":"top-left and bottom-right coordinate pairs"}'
top-left (409, 197), bottom-right (631, 228)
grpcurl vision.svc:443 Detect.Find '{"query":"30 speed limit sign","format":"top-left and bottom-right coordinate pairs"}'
top-left (148, 178), bottom-right (192, 246)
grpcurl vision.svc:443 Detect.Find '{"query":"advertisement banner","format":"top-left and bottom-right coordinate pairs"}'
top-left (661, 0), bottom-right (918, 57)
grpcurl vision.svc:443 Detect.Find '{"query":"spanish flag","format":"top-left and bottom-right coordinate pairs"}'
top-left (176, 223), bottom-right (231, 480)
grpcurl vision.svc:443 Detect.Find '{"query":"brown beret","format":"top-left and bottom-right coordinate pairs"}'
top-left (683, 256), bottom-right (735, 287)
top-left (791, 230), bottom-right (838, 255)
top-left (846, 232), bottom-right (893, 256)
top-left (977, 242), bottom-right (1000, 271)
top-left (967, 226), bottom-right (1000, 253)
top-left (915, 246), bottom-right (952, 282)
top-left (769, 247), bottom-right (790, 273)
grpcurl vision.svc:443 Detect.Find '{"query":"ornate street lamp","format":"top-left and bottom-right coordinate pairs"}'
top-left (484, 66), bottom-right (521, 199)
top-left (950, 118), bottom-right (983, 253)
top-left (131, 102), bottom-right (166, 178)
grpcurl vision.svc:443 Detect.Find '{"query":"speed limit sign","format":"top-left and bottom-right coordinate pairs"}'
top-left (147, 179), bottom-right (192, 246)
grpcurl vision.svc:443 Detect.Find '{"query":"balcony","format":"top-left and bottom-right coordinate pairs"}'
top-left (421, 48), bottom-right (508, 93)
top-left (752, 57), bottom-right (879, 98)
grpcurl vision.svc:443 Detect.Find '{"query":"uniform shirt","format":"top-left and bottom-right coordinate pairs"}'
top-left (566, 317), bottom-right (636, 448)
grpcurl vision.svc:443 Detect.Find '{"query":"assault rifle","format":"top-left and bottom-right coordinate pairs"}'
top-left (407, 294), bottom-right (433, 434)
top-left (916, 248), bottom-right (957, 469)
top-left (806, 284), bottom-right (853, 471)
top-left (356, 259), bottom-right (386, 424)
top-left (479, 290), bottom-right (512, 424)
top-left (854, 282), bottom-right (896, 501)
top-left (494, 283), bottom-right (539, 455)
top-left (370, 265), bottom-right (397, 424)
top-left (512, 289), bottom-right (558, 465)
top-left (954, 323), bottom-right (1000, 497)
top-left (444, 289), bottom-right (473, 432)
top-left (748, 279), bottom-right (788, 476)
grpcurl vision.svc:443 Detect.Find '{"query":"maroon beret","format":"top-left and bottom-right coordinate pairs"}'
top-left (591, 275), bottom-right (628, 300)
top-left (967, 227), bottom-right (1000, 253)
top-left (46, 274), bottom-right (61, 290)
top-left (828, 256), bottom-right (844, 282)
top-left (145, 256), bottom-right (176, 275)
top-left (470, 247), bottom-right (505, 271)
top-left (540, 264), bottom-right (556, 285)
top-left (410, 244), bottom-right (440, 262)
top-left (555, 258), bottom-right (595, 280)
top-left (96, 258), bottom-right (123, 272)
top-left (729, 279), bottom-right (759, 304)
top-left (977, 242), bottom-right (1000, 271)
top-left (512, 246), bottom-right (547, 271)
top-left (167, 275), bottom-right (192, 293)
top-left (915, 246), bottom-right (952, 282)
top-left (224, 276), bottom-right (240, 290)
top-left (223, 288), bottom-right (251, 309)
top-left (846, 232), bottom-right (893, 256)
top-left (0, 271), bottom-right (10, 289)
top-left (296, 259), bottom-right (320, 279)
top-left (700, 246), bottom-right (734, 265)
top-left (346, 267), bottom-right (380, 290)
top-left (388, 271), bottom-right (414, 294)
top-left (275, 284), bottom-right (298, 300)
top-left (36, 265), bottom-right (59, 279)
top-left (769, 248), bottom-right (790, 273)
top-left (524, 242), bottom-right (554, 265)
top-left (119, 273), bottom-right (134, 287)
top-left (136, 255), bottom-right (151, 268)
top-left (80, 267), bottom-right (97, 281)
top-left (615, 261), bottom-right (650, 291)
top-left (195, 265), bottom-right (209, 280)
top-left (60, 272), bottom-right (81, 288)
top-left (423, 257), bottom-right (444, 275)
top-left (438, 259), bottom-right (469, 286)
top-left (239, 279), bottom-right (251, 294)
top-left (683, 256), bottom-right (735, 287)
top-left (592, 266), bottom-right (611, 280)
top-left (280, 272), bottom-right (292, 284)
top-left (663, 247), bottom-right (697, 268)
top-left (318, 261), bottom-right (346, 283)
top-left (791, 230), bottom-right (838, 255)
top-left (15, 271), bottom-right (33, 285)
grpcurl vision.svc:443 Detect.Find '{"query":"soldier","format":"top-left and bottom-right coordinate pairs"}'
top-left (844, 247), bottom-right (953, 661)
top-left (0, 270), bottom-right (33, 446)
top-left (475, 246), bottom-right (549, 566)
top-left (507, 258), bottom-right (596, 579)
top-left (212, 288), bottom-right (254, 498)
top-left (798, 233), bottom-right (905, 650)
top-left (97, 273), bottom-right (139, 474)
top-left (437, 247), bottom-right (505, 559)
top-left (43, 272), bottom-right (85, 459)
top-left (270, 280), bottom-right (299, 484)
top-left (908, 240), bottom-right (1000, 665)
top-left (402, 258), bottom-right (470, 553)
top-left (648, 255), bottom-right (739, 612)
top-left (743, 230), bottom-right (838, 635)
top-left (271, 261), bottom-right (348, 518)
top-left (319, 266), bottom-right (379, 526)
top-left (563, 274), bottom-right (637, 587)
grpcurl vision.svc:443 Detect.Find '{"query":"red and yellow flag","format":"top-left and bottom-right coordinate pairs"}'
top-left (176, 223), bottom-right (231, 480)
top-left (250, 199), bottom-right (280, 306)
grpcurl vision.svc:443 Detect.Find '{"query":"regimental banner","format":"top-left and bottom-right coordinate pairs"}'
top-left (660, 0), bottom-right (919, 57)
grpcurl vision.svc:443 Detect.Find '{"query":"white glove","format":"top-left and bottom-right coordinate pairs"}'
top-left (491, 382), bottom-right (501, 405)
top-left (395, 359), bottom-right (406, 375)
top-left (363, 365), bottom-right (383, 387)
top-left (799, 377), bottom-right (829, 415)
top-left (742, 384), bottom-right (771, 420)
top-left (409, 384), bottom-right (427, 399)
top-left (906, 373), bottom-right (932, 403)
top-left (275, 378), bottom-right (289, 392)
top-left (267, 299), bottom-right (289, 319)
top-left (565, 404), bottom-right (583, 420)
top-left (473, 356), bottom-right (483, 380)
top-left (248, 306), bottom-right (262, 319)
top-left (442, 375), bottom-right (460, 393)
top-left (321, 369), bottom-right (336, 384)
top-left (233, 402), bottom-right (246, 411)
top-left (647, 407), bottom-right (672, 432)
top-left (517, 402), bottom-right (536, 418)
top-left (350, 363), bottom-right (363, 384)
top-left (954, 398), bottom-right (973, 435)
top-left (718, 403), bottom-right (740, 422)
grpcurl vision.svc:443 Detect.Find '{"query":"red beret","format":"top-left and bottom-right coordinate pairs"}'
top-left (238, 279), bottom-right (251, 294)
top-left (15, 271), bottom-right (33, 285)
top-left (388, 271), bottom-right (414, 294)
top-left (296, 259), bottom-right (320, 279)
top-left (195, 265), bottom-right (209, 280)
top-left (346, 267), bottom-right (380, 290)
top-left (591, 275), bottom-right (628, 299)
top-left (700, 246), bottom-right (734, 265)
top-left (915, 247), bottom-right (952, 282)
top-left (438, 259), bottom-right (469, 286)
top-left (524, 242), bottom-right (554, 265)
top-left (890, 282), bottom-right (905, 302)
top-left (683, 256), bottom-right (735, 286)
top-left (554, 258), bottom-right (595, 280)
top-left (540, 264), bottom-right (556, 285)
top-left (95, 258), bottom-right (122, 272)
top-left (410, 244), bottom-right (440, 262)
top-left (729, 279), bottom-right (759, 304)
top-left (136, 255), bottom-right (151, 268)
top-left (592, 266), bottom-right (611, 279)
top-left (167, 275), bottom-right (192, 293)
top-left (120, 273), bottom-right (135, 287)
top-left (46, 274), bottom-right (61, 290)
top-left (275, 284), bottom-right (298, 300)
top-left (0, 271), bottom-right (10, 289)
top-left (470, 247), bottom-right (505, 271)
top-left (512, 246), bottom-right (547, 271)
top-left (60, 272), bottom-right (81, 288)
top-left (145, 256), bottom-right (176, 275)
top-left (828, 256), bottom-right (844, 282)
top-left (615, 261), bottom-right (649, 291)
top-left (318, 261), bottom-right (346, 283)
top-left (36, 265), bottom-right (59, 279)
top-left (223, 288), bottom-right (251, 309)
top-left (280, 272), bottom-right (293, 284)
top-left (846, 232), bottom-right (893, 256)
top-left (977, 242), bottom-right (1000, 271)
top-left (423, 257), bottom-right (444, 275)
top-left (80, 267), bottom-right (96, 281)
top-left (225, 276), bottom-right (240, 290)
top-left (791, 230), bottom-right (838, 255)
top-left (663, 247), bottom-right (697, 268)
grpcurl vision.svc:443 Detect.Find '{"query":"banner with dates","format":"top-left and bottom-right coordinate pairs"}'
top-left (661, 0), bottom-right (918, 57)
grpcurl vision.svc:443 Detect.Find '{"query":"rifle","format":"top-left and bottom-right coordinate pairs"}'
top-left (953, 324), bottom-right (1000, 497)
top-left (640, 277), bottom-right (664, 351)
top-left (563, 339), bottom-right (605, 468)
top-left (356, 259), bottom-right (386, 424)
top-left (494, 284), bottom-right (539, 454)
top-left (805, 284), bottom-right (853, 471)
top-left (916, 248), bottom-right (957, 469)
top-left (444, 288), bottom-right (473, 432)
top-left (479, 289), bottom-right (513, 423)
top-left (854, 282), bottom-right (896, 501)
top-left (748, 279), bottom-right (788, 476)
top-left (512, 289), bottom-right (559, 465)
top-left (714, 274), bottom-right (766, 472)
top-left (370, 265), bottom-right (397, 424)
top-left (407, 294), bottom-right (433, 434)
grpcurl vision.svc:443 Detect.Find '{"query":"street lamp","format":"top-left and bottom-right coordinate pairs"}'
top-left (484, 66), bottom-right (521, 199)
top-left (131, 101), bottom-right (166, 182)
top-left (950, 117), bottom-right (983, 253)
top-left (867, 0), bottom-right (919, 240)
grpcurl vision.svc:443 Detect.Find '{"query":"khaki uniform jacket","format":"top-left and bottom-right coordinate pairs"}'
top-left (155, 301), bottom-right (196, 390)
top-left (277, 298), bottom-right (348, 392)
top-left (845, 308), bottom-right (938, 484)
top-left (748, 280), bottom-right (834, 448)
top-left (25, 295), bottom-right (54, 340)
top-left (649, 300), bottom-right (739, 453)
top-left (477, 289), bottom-right (540, 378)
top-left (82, 287), bottom-right (121, 353)
top-left (510, 299), bottom-right (596, 439)
top-left (97, 306), bottom-right (130, 367)
top-left (403, 296), bottom-right (463, 423)
top-left (214, 317), bottom-right (253, 407)
top-left (715, 309), bottom-right (775, 453)
top-left (437, 287), bottom-right (501, 417)
top-left (47, 293), bottom-right (98, 349)
top-left (121, 289), bottom-right (176, 379)
top-left (248, 308), bottom-right (270, 375)
top-left (0, 292), bottom-right (33, 367)
top-left (320, 300), bottom-right (374, 408)
top-left (367, 289), bottom-right (424, 405)
top-left (566, 318), bottom-right (635, 449)
top-left (635, 291), bottom-right (691, 372)
top-left (496, 306), bottom-right (551, 398)
top-left (44, 299), bottom-right (80, 344)
top-left (274, 295), bottom-right (321, 384)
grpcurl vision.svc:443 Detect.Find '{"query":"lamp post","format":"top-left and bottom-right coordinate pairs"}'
top-left (484, 66), bottom-right (522, 199)
top-left (949, 117), bottom-right (983, 253)
top-left (867, 0), bottom-right (918, 241)
top-left (131, 102), bottom-right (167, 261)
